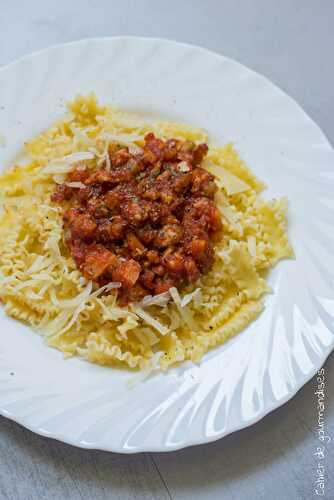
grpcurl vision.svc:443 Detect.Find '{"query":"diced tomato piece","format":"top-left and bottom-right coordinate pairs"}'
top-left (51, 184), bottom-right (73, 202)
top-left (164, 253), bottom-right (185, 274)
top-left (154, 278), bottom-right (175, 295)
top-left (136, 225), bottom-right (157, 245)
top-left (209, 206), bottom-right (222, 232)
top-left (82, 245), bottom-right (116, 280)
top-left (104, 191), bottom-right (121, 210)
top-left (184, 239), bottom-right (208, 259)
top-left (120, 283), bottom-right (147, 305)
top-left (126, 233), bottom-right (146, 258)
top-left (146, 249), bottom-right (160, 264)
top-left (87, 198), bottom-right (109, 219)
top-left (140, 269), bottom-right (155, 290)
top-left (68, 167), bottom-right (90, 183)
top-left (111, 148), bottom-right (131, 167)
top-left (110, 215), bottom-right (127, 239)
top-left (154, 224), bottom-right (183, 248)
top-left (184, 257), bottom-right (200, 282)
top-left (97, 216), bottom-right (127, 242)
top-left (112, 259), bottom-right (141, 289)
top-left (64, 209), bottom-right (97, 239)
top-left (86, 169), bottom-right (113, 185)
top-left (191, 168), bottom-right (215, 195)
top-left (163, 139), bottom-right (179, 160)
top-left (121, 200), bottom-right (150, 224)
top-left (143, 133), bottom-right (165, 163)
top-left (192, 143), bottom-right (208, 164)
top-left (152, 265), bottom-right (165, 276)
top-left (75, 187), bottom-right (91, 202)
top-left (174, 173), bottom-right (192, 193)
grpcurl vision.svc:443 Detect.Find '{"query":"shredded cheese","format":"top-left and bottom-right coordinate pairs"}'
top-left (247, 236), bottom-right (257, 258)
top-left (42, 151), bottom-right (94, 174)
top-left (169, 287), bottom-right (198, 331)
top-left (204, 160), bottom-right (250, 195)
top-left (141, 291), bottom-right (171, 307)
top-left (64, 182), bottom-right (86, 189)
top-left (131, 305), bottom-right (169, 335)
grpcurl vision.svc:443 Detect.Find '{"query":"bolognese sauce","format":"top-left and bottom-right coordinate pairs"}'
top-left (52, 133), bottom-right (222, 304)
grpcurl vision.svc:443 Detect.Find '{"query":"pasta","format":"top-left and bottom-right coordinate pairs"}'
top-left (0, 94), bottom-right (293, 371)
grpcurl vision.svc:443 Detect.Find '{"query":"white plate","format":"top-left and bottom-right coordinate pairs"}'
top-left (0, 37), bottom-right (333, 453)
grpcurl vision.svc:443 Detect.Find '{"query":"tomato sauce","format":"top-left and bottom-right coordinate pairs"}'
top-left (52, 133), bottom-right (222, 304)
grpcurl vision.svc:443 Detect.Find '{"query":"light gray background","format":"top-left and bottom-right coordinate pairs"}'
top-left (0, 1), bottom-right (333, 499)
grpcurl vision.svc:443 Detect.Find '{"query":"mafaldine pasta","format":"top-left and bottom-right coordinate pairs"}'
top-left (0, 95), bottom-right (293, 371)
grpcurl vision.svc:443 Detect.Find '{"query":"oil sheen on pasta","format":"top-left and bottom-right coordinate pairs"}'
top-left (0, 95), bottom-right (293, 371)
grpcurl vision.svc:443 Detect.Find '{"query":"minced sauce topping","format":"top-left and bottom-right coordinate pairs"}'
top-left (52, 133), bottom-right (222, 304)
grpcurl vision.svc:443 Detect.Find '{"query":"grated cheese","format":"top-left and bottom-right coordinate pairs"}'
top-left (50, 281), bottom-right (93, 309)
top-left (131, 305), bottom-right (169, 335)
top-left (26, 256), bottom-right (53, 274)
top-left (64, 182), bottom-right (86, 189)
top-left (169, 287), bottom-right (198, 331)
top-left (141, 291), bottom-right (171, 307)
top-left (42, 151), bottom-right (95, 174)
top-left (181, 288), bottom-right (202, 308)
top-left (90, 281), bottom-right (121, 299)
top-left (247, 236), bottom-right (257, 258)
top-left (204, 160), bottom-right (250, 195)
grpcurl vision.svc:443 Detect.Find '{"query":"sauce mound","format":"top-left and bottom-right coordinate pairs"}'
top-left (52, 133), bottom-right (222, 304)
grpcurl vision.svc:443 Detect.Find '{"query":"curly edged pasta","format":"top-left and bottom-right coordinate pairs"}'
top-left (0, 94), bottom-right (293, 372)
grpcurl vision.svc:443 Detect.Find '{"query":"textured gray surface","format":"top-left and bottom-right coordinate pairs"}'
top-left (0, 1), bottom-right (333, 499)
